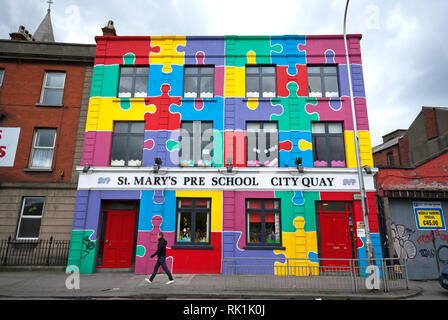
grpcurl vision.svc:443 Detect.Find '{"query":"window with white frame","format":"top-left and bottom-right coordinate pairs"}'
top-left (311, 122), bottom-right (346, 167)
top-left (245, 65), bottom-right (276, 98)
top-left (118, 66), bottom-right (149, 98)
top-left (183, 66), bottom-right (214, 98)
top-left (110, 122), bottom-right (145, 166)
top-left (17, 197), bottom-right (45, 240)
top-left (40, 71), bottom-right (66, 105)
top-left (29, 128), bottom-right (57, 169)
top-left (307, 66), bottom-right (339, 98)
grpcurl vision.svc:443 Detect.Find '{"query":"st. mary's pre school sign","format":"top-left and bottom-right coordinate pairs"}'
top-left (77, 167), bottom-right (376, 192)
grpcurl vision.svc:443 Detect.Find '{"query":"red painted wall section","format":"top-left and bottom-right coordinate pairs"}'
top-left (167, 232), bottom-right (222, 274)
top-left (375, 151), bottom-right (448, 196)
top-left (94, 36), bottom-right (160, 66)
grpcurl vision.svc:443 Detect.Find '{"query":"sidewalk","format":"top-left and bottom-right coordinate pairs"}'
top-left (0, 270), bottom-right (422, 300)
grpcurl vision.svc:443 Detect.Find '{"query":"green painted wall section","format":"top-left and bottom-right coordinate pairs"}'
top-left (270, 82), bottom-right (319, 131)
top-left (90, 64), bottom-right (119, 98)
top-left (276, 191), bottom-right (320, 233)
top-left (66, 230), bottom-right (97, 274)
top-left (225, 36), bottom-right (277, 66)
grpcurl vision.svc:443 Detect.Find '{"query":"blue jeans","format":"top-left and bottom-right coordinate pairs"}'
top-left (149, 256), bottom-right (173, 281)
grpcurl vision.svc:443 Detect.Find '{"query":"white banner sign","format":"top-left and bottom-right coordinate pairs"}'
top-left (0, 127), bottom-right (20, 167)
top-left (77, 167), bottom-right (376, 192)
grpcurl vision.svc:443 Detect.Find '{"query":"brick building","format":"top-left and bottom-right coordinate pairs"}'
top-left (373, 106), bottom-right (448, 279)
top-left (0, 9), bottom-right (95, 241)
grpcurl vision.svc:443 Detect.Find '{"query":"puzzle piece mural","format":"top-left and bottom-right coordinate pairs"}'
top-left (270, 35), bottom-right (306, 73)
top-left (270, 82), bottom-right (319, 131)
top-left (69, 34), bottom-right (381, 276)
top-left (144, 84), bottom-right (182, 130)
top-left (149, 36), bottom-right (186, 73)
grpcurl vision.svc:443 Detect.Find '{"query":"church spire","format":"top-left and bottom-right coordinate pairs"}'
top-left (33, 1), bottom-right (55, 42)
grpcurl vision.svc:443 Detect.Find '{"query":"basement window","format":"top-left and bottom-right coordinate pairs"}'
top-left (16, 197), bottom-right (45, 240)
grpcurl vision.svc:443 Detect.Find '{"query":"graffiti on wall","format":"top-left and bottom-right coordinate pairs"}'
top-left (82, 235), bottom-right (95, 259)
top-left (391, 223), bottom-right (417, 260)
top-left (416, 230), bottom-right (448, 245)
top-left (392, 223), bottom-right (448, 261)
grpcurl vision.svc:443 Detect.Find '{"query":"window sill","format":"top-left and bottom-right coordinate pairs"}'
top-left (23, 168), bottom-right (53, 173)
top-left (306, 97), bottom-right (345, 101)
top-left (113, 98), bottom-right (147, 102)
top-left (243, 98), bottom-right (280, 102)
top-left (171, 244), bottom-right (213, 250)
top-left (181, 98), bottom-right (217, 102)
top-left (243, 245), bottom-right (285, 251)
top-left (35, 103), bottom-right (64, 108)
top-left (13, 238), bottom-right (40, 242)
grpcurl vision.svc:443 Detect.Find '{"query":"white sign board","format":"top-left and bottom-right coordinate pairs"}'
top-left (0, 127), bottom-right (20, 167)
top-left (77, 167), bottom-right (377, 192)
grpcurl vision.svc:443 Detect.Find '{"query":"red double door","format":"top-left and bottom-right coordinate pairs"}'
top-left (317, 202), bottom-right (355, 269)
top-left (100, 202), bottom-right (138, 268)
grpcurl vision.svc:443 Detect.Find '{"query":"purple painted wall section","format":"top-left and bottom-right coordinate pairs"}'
top-left (180, 36), bottom-right (225, 66)
top-left (224, 98), bottom-right (283, 130)
top-left (143, 130), bottom-right (180, 167)
top-left (72, 190), bottom-right (141, 240)
top-left (222, 191), bottom-right (286, 274)
top-left (338, 64), bottom-right (366, 98)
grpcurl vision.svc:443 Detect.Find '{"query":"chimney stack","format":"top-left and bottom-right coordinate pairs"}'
top-left (102, 20), bottom-right (117, 36)
top-left (9, 25), bottom-right (35, 41)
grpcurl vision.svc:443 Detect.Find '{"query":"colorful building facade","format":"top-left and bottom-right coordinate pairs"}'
top-left (67, 33), bottom-right (383, 275)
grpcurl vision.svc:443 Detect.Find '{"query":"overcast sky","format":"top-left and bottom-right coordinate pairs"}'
top-left (1, 0), bottom-right (447, 147)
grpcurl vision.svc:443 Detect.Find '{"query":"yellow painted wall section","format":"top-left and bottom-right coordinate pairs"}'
top-left (224, 66), bottom-right (245, 97)
top-left (274, 217), bottom-right (319, 276)
top-left (149, 36), bottom-right (186, 73)
top-left (85, 97), bottom-right (156, 132)
top-left (344, 130), bottom-right (374, 168)
top-left (176, 190), bottom-right (223, 232)
top-left (359, 130), bottom-right (374, 167)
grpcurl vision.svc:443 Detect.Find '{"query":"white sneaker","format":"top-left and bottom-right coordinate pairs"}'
top-left (166, 280), bottom-right (174, 285)
top-left (145, 278), bottom-right (152, 284)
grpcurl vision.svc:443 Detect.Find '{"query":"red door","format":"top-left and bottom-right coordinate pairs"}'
top-left (101, 209), bottom-right (137, 268)
top-left (318, 202), bottom-right (354, 269)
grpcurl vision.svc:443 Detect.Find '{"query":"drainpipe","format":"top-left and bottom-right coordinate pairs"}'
top-left (343, 0), bottom-right (374, 263)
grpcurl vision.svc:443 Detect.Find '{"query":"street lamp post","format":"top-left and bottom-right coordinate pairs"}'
top-left (343, 0), bottom-right (374, 263)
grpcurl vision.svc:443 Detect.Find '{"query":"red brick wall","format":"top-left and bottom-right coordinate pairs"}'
top-left (398, 134), bottom-right (410, 167)
top-left (0, 60), bottom-right (88, 183)
top-left (423, 108), bottom-right (438, 140)
top-left (373, 145), bottom-right (401, 167)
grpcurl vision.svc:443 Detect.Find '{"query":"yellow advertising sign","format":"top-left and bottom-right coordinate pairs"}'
top-left (413, 202), bottom-right (446, 230)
